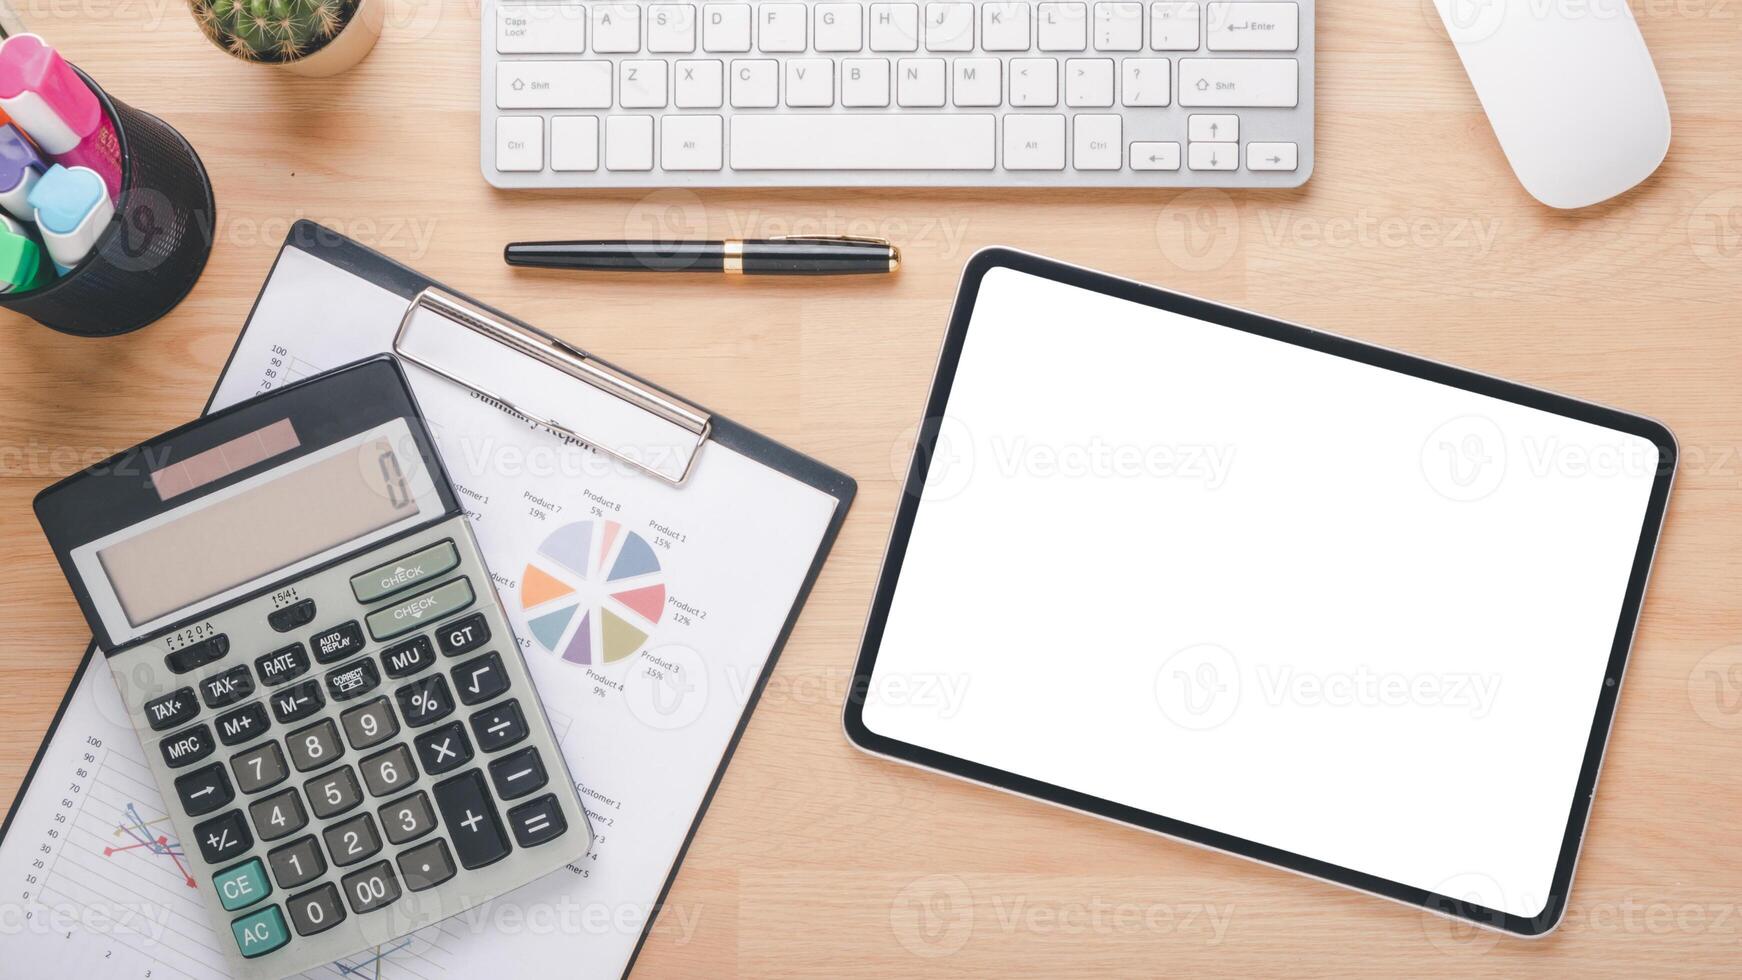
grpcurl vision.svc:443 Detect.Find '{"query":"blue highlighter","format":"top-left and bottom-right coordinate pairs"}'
top-left (27, 163), bottom-right (111, 273)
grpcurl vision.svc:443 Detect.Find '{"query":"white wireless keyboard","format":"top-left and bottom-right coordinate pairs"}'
top-left (483, 0), bottom-right (1314, 187)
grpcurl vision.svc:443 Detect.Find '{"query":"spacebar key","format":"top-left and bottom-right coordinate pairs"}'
top-left (730, 115), bottom-right (996, 170)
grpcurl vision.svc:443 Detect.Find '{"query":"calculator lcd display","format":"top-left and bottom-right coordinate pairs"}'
top-left (94, 424), bottom-right (422, 627)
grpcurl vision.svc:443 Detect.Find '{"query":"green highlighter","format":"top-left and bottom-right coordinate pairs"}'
top-left (0, 212), bottom-right (49, 292)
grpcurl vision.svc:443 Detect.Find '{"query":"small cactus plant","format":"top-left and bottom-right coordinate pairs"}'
top-left (189, 0), bottom-right (360, 64)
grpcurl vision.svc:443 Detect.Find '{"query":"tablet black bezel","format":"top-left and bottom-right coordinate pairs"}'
top-left (842, 247), bottom-right (1677, 938)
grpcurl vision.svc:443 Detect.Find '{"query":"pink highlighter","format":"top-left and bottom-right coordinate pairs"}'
top-left (0, 34), bottom-right (121, 201)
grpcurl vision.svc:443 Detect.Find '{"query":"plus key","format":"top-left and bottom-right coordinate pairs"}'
top-left (431, 770), bottom-right (510, 869)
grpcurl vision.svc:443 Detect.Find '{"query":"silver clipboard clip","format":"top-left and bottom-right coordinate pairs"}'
top-left (392, 288), bottom-right (713, 486)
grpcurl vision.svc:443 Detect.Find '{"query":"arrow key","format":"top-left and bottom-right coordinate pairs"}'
top-left (1129, 141), bottom-right (1181, 171)
top-left (1187, 141), bottom-right (1238, 171)
top-left (1188, 114), bottom-right (1239, 143)
top-left (1247, 140), bottom-right (1298, 171)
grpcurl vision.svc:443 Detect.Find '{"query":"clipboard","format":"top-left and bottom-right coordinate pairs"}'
top-left (1, 220), bottom-right (856, 978)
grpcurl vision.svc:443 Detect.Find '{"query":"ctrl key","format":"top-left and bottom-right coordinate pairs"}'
top-left (230, 903), bottom-right (290, 959)
top-left (497, 116), bottom-right (543, 172)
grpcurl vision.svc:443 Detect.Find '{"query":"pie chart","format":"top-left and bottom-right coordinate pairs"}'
top-left (519, 519), bottom-right (666, 666)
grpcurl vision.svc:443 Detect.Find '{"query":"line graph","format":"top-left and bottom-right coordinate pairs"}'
top-left (103, 800), bottom-right (196, 889)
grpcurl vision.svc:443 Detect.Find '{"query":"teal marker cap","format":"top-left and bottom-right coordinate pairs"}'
top-left (28, 163), bottom-right (105, 234)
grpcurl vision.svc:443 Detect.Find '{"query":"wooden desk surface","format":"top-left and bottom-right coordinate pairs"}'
top-left (3, 3), bottom-right (1739, 975)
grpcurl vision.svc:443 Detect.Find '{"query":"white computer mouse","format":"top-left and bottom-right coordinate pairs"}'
top-left (1432, 0), bottom-right (1671, 209)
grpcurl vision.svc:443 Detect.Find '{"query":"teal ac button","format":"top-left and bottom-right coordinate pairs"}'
top-left (230, 903), bottom-right (289, 958)
top-left (214, 856), bottom-right (271, 911)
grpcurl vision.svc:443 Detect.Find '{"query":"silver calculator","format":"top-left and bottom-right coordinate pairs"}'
top-left (34, 356), bottom-right (593, 979)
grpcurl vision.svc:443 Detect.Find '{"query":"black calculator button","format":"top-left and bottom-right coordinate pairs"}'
top-left (414, 721), bottom-right (474, 775)
top-left (145, 687), bottom-right (199, 731)
top-left (286, 882), bottom-right (345, 937)
top-left (270, 679), bottom-right (325, 724)
top-left (381, 635), bottom-right (437, 678)
top-left (215, 701), bottom-right (270, 747)
top-left (247, 787), bottom-right (309, 842)
top-left (254, 643), bottom-right (310, 686)
top-left (175, 762), bottom-right (234, 816)
top-left (267, 834), bottom-right (326, 889)
top-left (507, 794), bottom-right (568, 848)
top-left (195, 809), bottom-right (253, 864)
top-left (230, 741), bottom-right (290, 794)
top-left (310, 621), bottom-right (365, 664)
top-left (469, 699), bottom-right (529, 753)
top-left (165, 633), bottom-right (228, 674)
top-left (396, 674), bottom-right (456, 728)
top-left (437, 612), bottom-right (491, 657)
top-left (324, 659), bottom-right (381, 702)
top-left (161, 724), bottom-right (215, 768)
top-left (360, 744), bottom-right (419, 798)
top-left (451, 652), bottom-right (510, 706)
top-left (432, 769), bottom-right (511, 870)
top-left (267, 598), bottom-right (317, 633)
top-left (285, 719), bottom-right (343, 773)
top-left (379, 790), bottom-right (437, 844)
top-left (487, 746), bottom-right (548, 800)
top-left (340, 697), bottom-right (399, 750)
top-left (340, 859), bottom-right (401, 914)
top-left (200, 665), bottom-right (255, 709)
top-left (305, 765), bottom-right (364, 820)
top-left (322, 812), bottom-right (383, 867)
top-left (396, 837), bottom-right (457, 892)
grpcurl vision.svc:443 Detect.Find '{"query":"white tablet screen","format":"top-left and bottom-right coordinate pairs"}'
top-left (861, 266), bottom-right (1661, 920)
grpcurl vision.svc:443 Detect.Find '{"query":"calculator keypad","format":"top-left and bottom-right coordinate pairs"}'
top-left (433, 769), bottom-right (510, 870)
top-left (339, 697), bottom-right (399, 750)
top-left (414, 721), bottom-right (474, 776)
top-left (255, 643), bottom-right (311, 685)
top-left (452, 652), bottom-right (510, 705)
top-left (162, 723), bottom-right (216, 768)
top-left (396, 838), bottom-right (457, 891)
top-left (310, 621), bottom-right (365, 663)
top-left (287, 719), bottom-right (343, 773)
top-left (249, 788), bottom-right (309, 842)
top-left (379, 790), bottom-right (437, 844)
top-left (470, 699), bottom-right (529, 753)
top-left (381, 635), bottom-right (437, 678)
top-left (340, 860), bottom-right (402, 914)
top-left (176, 762), bottom-right (235, 816)
top-left (305, 765), bottom-right (364, 820)
top-left (325, 659), bottom-right (382, 702)
top-left (286, 882), bottom-right (345, 937)
top-left (360, 744), bottom-right (419, 798)
top-left (231, 741), bottom-right (290, 794)
top-left (271, 680), bottom-right (326, 724)
top-left (267, 834), bottom-right (326, 889)
top-left (145, 687), bottom-right (199, 730)
top-left (201, 665), bottom-right (255, 709)
top-left (397, 674), bottom-right (456, 727)
top-left (323, 812), bottom-right (383, 867)
top-left (437, 612), bottom-right (490, 656)
top-left (196, 809), bottom-right (254, 864)
top-left (215, 701), bottom-right (270, 746)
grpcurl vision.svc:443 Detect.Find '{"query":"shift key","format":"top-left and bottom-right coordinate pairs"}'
top-left (496, 61), bottom-right (612, 109)
top-left (1178, 59), bottom-right (1298, 107)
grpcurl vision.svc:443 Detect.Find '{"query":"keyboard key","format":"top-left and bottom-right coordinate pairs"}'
top-left (286, 719), bottom-right (342, 772)
top-left (415, 721), bottom-right (475, 775)
top-left (1206, 1), bottom-right (1298, 51)
top-left (1150, 0), bottom-right (1199, 49)
top-left (248, 787), bottom-right (308, 842)
top-left (1188, 113), bottom-right (1237, 142)
top-left (1247, 141), bottom-right (1298, 170)
top-left (360, 744), bottom-right (419, 797)
top-left (592, 3), bottom-right (642, 52)
top-left (230, 903), bottom-right (289, 959)
top-left (621, 59), bottom-right (669, 108)
top-left (165, 633), bottom-right (228, 674)
top-left (270, 679), bottom-right (324, 724)
top-left (1037, 2), bottom-right (1086, 50)
top-left (842, 57), bottom-right (891, 106)
top-left (488, 745), bottom-right (550, 800)
top-left (323, 811), bottom-right (384, 867)
top-left (785, 58), bottom-right (834, 106)
top-left (758, 2), bottom-right (807, 51)
top-left (496, 2), bottom-right (587, 54)
top-left (200, 665), bottom-right (254, 709)
top-left (144, 687), bottom-right (198, 731)
top-left (1065, 57), bottom-right (1114, 107)
top-left (869, 2), bottom-right (920, 50)
top-left (380, 790), bottom-right (438, 844)
top-left (161, 723), bottom-right (215, 768)
top-left (433, 769), bottom-right (512, 870)
top-left (195, 809), bottom-right (253, 864)
top-left (305, 764), bottom-right (364, 819)
top-left (925, 2), bottom-right (975, 50)
top-left (507, 794), bottom-right (569, 848)
top-left (266, 598), bottom-right (316, 633)
top-left (895, 58), bottom-right (945, 107)
top-left (1187, 141), bottom-right (1237, 169)
top-left (286, 882), bottom-right (345, 937)
top-left (982, 1), bottom-right (1030, 49)
top-left (470, 699), bottom-right (531, 752)
top-left (215, 700), bottom-right (269, 746)
top-left (815, 2), bottom-right (864, 50)
top-left (1093, 1), bottom-right (1142, 50)
top-left (397, 674), bottom-right (457, 727)
top-left (1178, 58), bottom-right (1298, 107)
top-left (1130, 139), bottom-right (1180, 169)
top-left (953, 57), bottom-right (1001, 106)
top-left (396, 837), bottom-right (458, 892)
top-left (310, 621), bottom-right (365, 664)
top-left (340, 696), bottom-right (400, 750)
top-left (497, 116), bottom-right (542, 171)
top-left (231, 741), bottom-right (289, 793)
top-left (381, 635), bottom-right (436, 679)
top-left (731, 59), bottom-right (779, 107)
top-left (452, 652), bottom-right (511, 707)
top-left (175, 762), bottom-right (234, 816)
top-left (325, 658), bottom-right (382, 702)
top-left (663, 115), bottom-right (725, 170)
top-left (1010, 57), bottom-right (1058, 106)
top-left (267, 834), bottom-right (326, 889)
top-left (551, 115), bottom-right (601, 171)
top-left (254, 643), bottom-right (311, 686)
top-left (1073, 113), bottom-right (1122, 169)
top-left (606, 115), bottom-right (655, 170)
top-left (1004, 113), bottom-right (1066, 169)
top-left (648, 3), bottom-right (698, 51)
top-left (675, 59), bottom-right (725, 108)
top-left (213, 856), bottom-right (271, 912)
top-left (340, 860), bottom-right (402, 914)
top-left (1121, 57), bottom-right (1170, 106)
top-left (702, 2), bottom-right (752, 51)
top-left (731, 114), bottom-right (996, 169)
top-left (366, 578), bottom-right (475, 641)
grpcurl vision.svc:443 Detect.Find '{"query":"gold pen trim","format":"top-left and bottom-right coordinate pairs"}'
top-left (723, 239), bottom-right (743, 275)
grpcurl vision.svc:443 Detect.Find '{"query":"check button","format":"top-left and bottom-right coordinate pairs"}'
top-left (352, 541), bottom-right (460, 603)
top-left (366, 578), bottom-right (475, 641)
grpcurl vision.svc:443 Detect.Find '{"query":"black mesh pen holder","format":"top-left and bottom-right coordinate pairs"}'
top-left (0, 67), bottom-right (215, 337)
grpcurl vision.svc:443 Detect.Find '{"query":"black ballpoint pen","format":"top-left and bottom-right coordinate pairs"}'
top-left (504, 236), bottom-right (900, 275)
